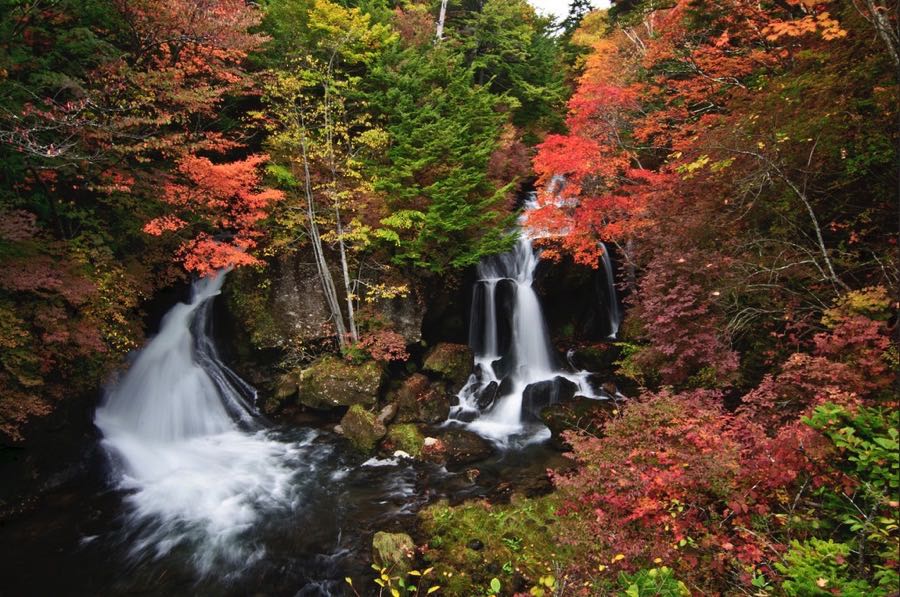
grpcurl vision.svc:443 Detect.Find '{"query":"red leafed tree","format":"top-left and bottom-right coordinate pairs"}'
top-left (144, 154), bottom-right (283, 275)
top-left (529, 32), bottom-right (659, 266)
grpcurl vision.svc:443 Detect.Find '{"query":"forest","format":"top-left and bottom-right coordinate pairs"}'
top-left (0, 0), bottom-right (897, 595)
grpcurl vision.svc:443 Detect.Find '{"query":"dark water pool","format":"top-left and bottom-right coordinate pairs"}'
top-left (0, 426), bottom-right (568, 597)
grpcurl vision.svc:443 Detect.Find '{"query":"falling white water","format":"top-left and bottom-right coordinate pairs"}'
top-left (450, 195), bottom-right (615, 445)
top-left (599, 242), bottom-right (621, 339)
top-left (95, 271), bottom-right (303, 577)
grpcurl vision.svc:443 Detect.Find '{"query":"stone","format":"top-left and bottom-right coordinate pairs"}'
top-left (340, 405), bottom-right (386, 452)
top-left (393, 450), bottom-right (411, 459)
top-left (372, 531), bottom-right (415, 576)
top-left (370, 292), bottom-right (425, 344)
top-left (438, 429), bottom-right (494, 465)
top-left (297, 356), bottom-right (384, 410)
top-left (376, 403), bottom-right (398, 426)
top-left (474, 381), bottom-right (500, 410)
top-left (466, 539), bottom-right (485, 551)
top-left (271, 254), bottom-right (332, 343)
top-left (539, 397), bottom-right (620, 448)
top-left (392, 374), bottom-right (450, 424)
top-left (382, 424), bottom-right (425, 458)
top-left (521, 376), bottom-right (578, 421)
top-left (422, 343), bottom-right (474, 391)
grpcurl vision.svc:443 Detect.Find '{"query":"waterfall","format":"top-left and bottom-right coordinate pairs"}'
top-left (95, 271), bottom-right (301, 576)
top-left (450, 196), bottom-right (614, 445)
top-left (599, 242), bottom-right (621, 339)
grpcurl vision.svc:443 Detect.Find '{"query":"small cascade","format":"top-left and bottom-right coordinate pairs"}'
top-left (599, 242), bottom-right (622, 338)
top-left (95, 271), bottom-right (302, 577)
top-left (450, 197), bottom-right (615, 445)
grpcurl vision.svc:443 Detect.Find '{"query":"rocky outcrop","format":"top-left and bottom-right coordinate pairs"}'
top-left (372, 531), bottom-right (416, 576)
top-left (369, 292), bottom-right (425, 345)
top-left (271, 254), bottom-right (332, 343)
top-left (340, 405), bottom-right (387, 452)
top-left (423, 343), bottom-right (474, 391)
top-left (294, 356), bottom-right (384, 410)
top-left (391, 373), bottom-right (451, 424)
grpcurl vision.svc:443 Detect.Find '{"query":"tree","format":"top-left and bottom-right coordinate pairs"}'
top-left (262, 0), bottom-right (395, 348)
top-left (364, 45), bottom-right (517, 272)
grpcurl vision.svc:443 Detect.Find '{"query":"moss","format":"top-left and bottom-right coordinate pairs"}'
top-left (372, 531), bottom-right (416, 576)
top-left (384, 424), bottom-right (424, 457)
top-left (340, 404), bottom-right (386, 452)
top-left (225, 267), bottom-right (281, 350)
top-left (419, 495), bottom-right (569, 595)
top-left (298, 356), bottom-right (383, 409)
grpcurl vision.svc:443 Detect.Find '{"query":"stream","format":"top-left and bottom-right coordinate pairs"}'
top-left (0, 199), bottom-right (619, 596)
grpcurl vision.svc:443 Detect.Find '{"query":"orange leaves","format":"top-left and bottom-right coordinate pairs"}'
top-left (143, 215), bottom-right (188, 235)
top-left (763, 13), bottom-right (847, 42)
top-left (148, 153), bottom-right (283, 274)
top-left (177, 234), bottom-right (261, 276)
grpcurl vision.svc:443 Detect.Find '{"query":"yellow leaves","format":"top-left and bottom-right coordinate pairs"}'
top-left (356, 128), bottom-right (390, 150)
top-left (676, 155), bottom-right (709, 179)
top-left (612, 553), bottom-right (626, 562)
top-left (427, 587), bottom-right (441, 594)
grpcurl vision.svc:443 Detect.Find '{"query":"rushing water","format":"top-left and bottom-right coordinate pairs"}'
top-left (0, 271), bottom-right (569, 596)
top-left (449, 197), bottom-right (620, 446)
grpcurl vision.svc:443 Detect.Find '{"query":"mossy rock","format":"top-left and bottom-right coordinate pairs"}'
top-left (383, 424), bottom-right (425, 457)
top-left (422, 343), bottom-right (474, 391)
top-left (372, 531), bottom-right (415, 576)
top-left (340, 404), bottom-right (386, 452)
top-left (297, 356), bottom-right (384, 410)
top-left (391, 373), bottom-right (451, 424)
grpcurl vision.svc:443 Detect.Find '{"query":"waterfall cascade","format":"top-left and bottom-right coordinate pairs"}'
top-left (449, 196), bottom-right (621, 445)
top-left (95, 272), bottom-right (303, 575)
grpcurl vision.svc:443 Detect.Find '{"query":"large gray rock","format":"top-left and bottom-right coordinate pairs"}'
top-left (271, 253), bottom-right (332, 343)
top-left (297, 356), bottom-right (384, 410)
top-left (370, 291), bottom-right (425, 344)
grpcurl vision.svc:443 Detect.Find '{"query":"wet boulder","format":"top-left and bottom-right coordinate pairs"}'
top-left (474, 381), bottom-right (500, 410)
top-left (521, 376), bottom-right (578, 421)
top-left (372, 531), bottom-right (416, 576)
top-left (382, 424), bottom-right (425, 458)
top-left (391, 373), bottom-right (451, 425)
top-left (340, 404), bottom-right (387, 452)
top-left (437, 429), bottom-right (494, 465)
top-left (423, 343), bottom-right (474, 391)
top-left (297, 356), bottom-right (384, 410)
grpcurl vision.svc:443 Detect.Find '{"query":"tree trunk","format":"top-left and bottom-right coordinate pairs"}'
top-left (435, 0), bottom-right (449, 41)
top-left (297, 120), bottom-right (348, 348)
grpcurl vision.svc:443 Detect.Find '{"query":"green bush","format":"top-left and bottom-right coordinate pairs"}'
top-left (775, 539), bottom-right (874, 596)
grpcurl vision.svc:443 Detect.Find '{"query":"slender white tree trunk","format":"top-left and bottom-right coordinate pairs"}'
top-left (436, 0), bottom-right (449, 41)
top-left (297, 118), bottom-right (348, 348)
